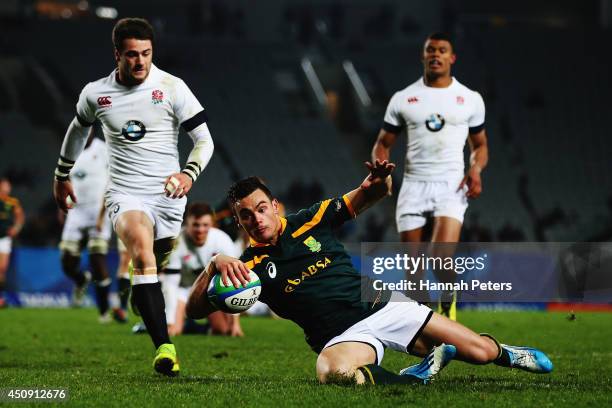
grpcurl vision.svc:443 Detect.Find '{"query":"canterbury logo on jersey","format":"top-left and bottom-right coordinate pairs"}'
top-left (97, 96), bottom-right (112, 107)
top-left (284, 257), bottom-right (332, 293)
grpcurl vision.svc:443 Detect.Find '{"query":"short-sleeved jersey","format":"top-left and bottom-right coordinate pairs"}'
top-left (383, 77), bottom-right (485, 182)
top-left (70, 138), bottom-right (108, 207)
top-left (239, 196), bottom-right (390, 353)
top-left (75, 64), bottom-right (204, 195)
top-left (167, 227), bottom-right (239, 288)
top-left (0, 195), bottom-right (20, 237)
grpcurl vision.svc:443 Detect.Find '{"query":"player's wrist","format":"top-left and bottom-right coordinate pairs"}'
top-left (181, 161), bottom-right (201, 183)
top-left (54, 156), bottom-right (75, 182)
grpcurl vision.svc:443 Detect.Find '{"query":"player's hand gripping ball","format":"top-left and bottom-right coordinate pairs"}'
top-left (207, 270), bottom-right (261, 313)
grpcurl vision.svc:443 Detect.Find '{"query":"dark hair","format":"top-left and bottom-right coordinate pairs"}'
top-left (112, 17), bottom-right (155, 51)
top-left (227, 177), bottom-right (274, 207)
top-left (186, 202), bottom-right (214, 219)
top-left (425, 32), bottom-right (454, 50)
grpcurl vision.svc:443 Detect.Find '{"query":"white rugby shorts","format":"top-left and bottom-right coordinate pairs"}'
top-left (323, 292), bottom-right (433, 364)
top-left (61, 204), bottom-right (112, 242)
top-left (0, 236), bottom-right (12, 254)
top-left (105, 190), bottom-right (186, 240)
top-left (396, 178), bottom-right (468, 232)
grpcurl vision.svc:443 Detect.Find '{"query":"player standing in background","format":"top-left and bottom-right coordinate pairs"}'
top-left (163, 202), bottom-right (243, 336)
top-left (52, 17), bottom-right (214, 376)
top-left (187, 161), bottom-right (552, 386)
top-left (0, 177), bottom-right (24, 308)
top-left (371, 32), bottom-right (489, 320)
top-left (58, 133), bottom-right (116, 322)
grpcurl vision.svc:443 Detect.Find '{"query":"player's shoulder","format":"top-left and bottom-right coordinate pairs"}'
top-left (286, 198), bottom-right (337, 227)
top-left (388, 79), bottom-right (424, 105)
top-left (153, 65), bottom-right (187, 88)
top-left (453, 78), bottom-right (482, 98)
top-left (80, 71), bottom-right (116, 95)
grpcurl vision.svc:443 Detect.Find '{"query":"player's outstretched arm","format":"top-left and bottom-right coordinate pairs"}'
top-left (344, 159), bottom-right (395, 216)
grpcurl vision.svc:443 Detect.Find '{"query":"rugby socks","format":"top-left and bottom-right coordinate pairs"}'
top-left (118, 275), bottom-right (131, 311)
top-left (480, 333), bottom-right (511, 366)
top-left (95, 278), bottom-right (111, 315)
top-left (131, 274), bottom-right (170, 348)
top-left (358, 364), bottom-right (421, 385)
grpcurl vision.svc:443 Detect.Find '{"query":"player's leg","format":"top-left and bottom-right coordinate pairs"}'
top-left (317, 341), bottom-right (443, 385)
top-left (430, 216), bottom-right (462, 319)
top-left (115, 210), bottom-right (177, 375)
top-left (116, 238), bottom-right (131, 316)
top-left (408, 312), bottom-right (552, 373)
top-left (0, 239), bottom-right (11, 307)
top-left (59, 240), bottom-right (91, 306)
top-left (160, 271), bottom-right (180, 336)
top-left (318, 299), bottom-right (452, 385)
top-left (431, 180), bottom-right (469, 319)
top-left (87, 236), bottom-right (111, 321)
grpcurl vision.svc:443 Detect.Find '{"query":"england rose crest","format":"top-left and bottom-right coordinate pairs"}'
top-left (152, 89), bottom-right (164, 104)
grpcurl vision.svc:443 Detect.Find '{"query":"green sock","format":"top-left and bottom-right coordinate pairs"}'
top-left (358, 364), bottom-right (421, 385)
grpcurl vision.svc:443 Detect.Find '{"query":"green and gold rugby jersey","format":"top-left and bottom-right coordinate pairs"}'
top-left (239, 195), bottom-right (390, 353)
top-left (0, 195), bottom-right (20, 237)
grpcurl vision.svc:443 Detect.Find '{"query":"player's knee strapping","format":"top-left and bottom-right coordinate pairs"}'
top-left (59, 240), bottom-right (80, 257)
top-left (87, 238), bottom-right (109, 255)
top-left (132, 267), bottom-right (159, 285)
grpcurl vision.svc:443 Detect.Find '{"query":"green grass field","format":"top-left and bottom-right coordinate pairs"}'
top-left (1, 309), bottom-right (611, 407)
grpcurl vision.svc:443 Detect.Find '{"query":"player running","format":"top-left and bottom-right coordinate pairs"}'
top-left (0, 177), bottom-right (24, 308)
top-left (372, 32), bottom-right (489, 320)
top-left (58, 133), bottom-right (116, 322)
top-left (52, 17), bottom-right (214, 376)
top-left (163, 202), bottom-right (243, 336)
top-left (187, 160), bottom-right (552, 385)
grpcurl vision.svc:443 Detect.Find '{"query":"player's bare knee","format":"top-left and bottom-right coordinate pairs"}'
top-left (316, 353), bottom-right (355, 384)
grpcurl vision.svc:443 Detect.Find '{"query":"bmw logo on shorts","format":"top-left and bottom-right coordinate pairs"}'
top-left (425, 114), bottom-right (445, 132)
top-left (121, 120), bottom-right (147, 141)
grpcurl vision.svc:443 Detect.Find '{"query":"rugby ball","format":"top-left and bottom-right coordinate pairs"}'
top-left (207, 270), bottom-right (261, 313)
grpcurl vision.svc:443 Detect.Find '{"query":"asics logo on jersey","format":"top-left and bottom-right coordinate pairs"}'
top-left (97, 96), bottom-right (112, 106)
top-left (407, 97), bottom-right (419, 104)
top-left (425, 114), bottom-right (445, 132)
top-left (121, 120), bottom-right (147, 141)
top-left (266, 262), bottom-right (277, 279)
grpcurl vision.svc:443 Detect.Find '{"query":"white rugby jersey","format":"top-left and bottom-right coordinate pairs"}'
top-left (75, 64), bottom-right (205, 194)
top-left (167, 227), bottom-right (239, 287)
top-left (71, 138), bottom-right (108, 206)
top-left (383, 77), bottom-right (485, 181)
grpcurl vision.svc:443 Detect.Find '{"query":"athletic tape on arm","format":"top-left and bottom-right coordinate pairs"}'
top-left (182, 122), bottom-right (214, 182)
top-left (55, 117), bottom-right (91, 181)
